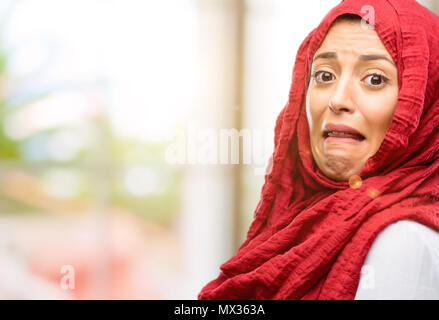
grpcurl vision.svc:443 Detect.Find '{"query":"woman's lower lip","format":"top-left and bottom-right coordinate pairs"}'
top-left (324, 136), bottom-right (365, 145)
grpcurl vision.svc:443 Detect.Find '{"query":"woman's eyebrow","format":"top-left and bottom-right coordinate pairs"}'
top-left (313, 52), bottom-right (337, 62)
top-left (358, 54), bottom-right (396, 66)
top-left (313, 51), bottom-right (396, 66)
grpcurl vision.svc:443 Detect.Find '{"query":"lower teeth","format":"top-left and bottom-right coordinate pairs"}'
top-left (327, 133), bottom-right (363, 140)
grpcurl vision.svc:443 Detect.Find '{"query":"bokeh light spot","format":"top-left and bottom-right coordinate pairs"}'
top-left (367, 187), bottom-right (381, 199)
top-left (349, 175), bottom-right (362, 189)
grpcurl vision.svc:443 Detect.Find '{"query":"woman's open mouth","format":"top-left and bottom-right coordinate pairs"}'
top-left (323, 131), bottom-right (366, 145)
top-left (322, 124), bottom-right (366, 145)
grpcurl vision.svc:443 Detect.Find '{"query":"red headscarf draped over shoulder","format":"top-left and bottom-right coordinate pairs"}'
top-left (198, 0), bottom-right (439, 299)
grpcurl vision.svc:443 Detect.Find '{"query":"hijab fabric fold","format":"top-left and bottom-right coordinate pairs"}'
top-left (198, 0), bottom-right (439, 300)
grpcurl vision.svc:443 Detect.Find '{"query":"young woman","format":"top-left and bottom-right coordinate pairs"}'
top-left (198, 0), bottom-right (439, 300)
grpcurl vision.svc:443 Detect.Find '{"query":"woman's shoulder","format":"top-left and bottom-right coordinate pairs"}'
top-left (371, 220), bottom-right (439, 249)
top-left (354, 219), bottom-right (439, 300)
top-left (363, 220), bottom-right (439, 267)
top-left (362, 220), bottom-right (439, 261)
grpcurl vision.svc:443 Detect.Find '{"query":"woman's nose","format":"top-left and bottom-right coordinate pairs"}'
top-left (329, 76), bottom-right (355, 114)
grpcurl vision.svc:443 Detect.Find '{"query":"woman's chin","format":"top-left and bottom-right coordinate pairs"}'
top-left (320, 154), bottom-right (363, 182)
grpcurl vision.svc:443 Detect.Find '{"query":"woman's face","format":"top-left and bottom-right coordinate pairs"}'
top-left (306, 19), bottom-right (399, 182)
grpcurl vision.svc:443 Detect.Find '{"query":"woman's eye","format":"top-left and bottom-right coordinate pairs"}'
top-left (364, 74), bottom-right (389, 88)
top-left (313, 71), bottom-right (334, 83)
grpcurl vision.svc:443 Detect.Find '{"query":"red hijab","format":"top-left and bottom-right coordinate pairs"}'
top-left (198, 0), bottom-right (439, 300)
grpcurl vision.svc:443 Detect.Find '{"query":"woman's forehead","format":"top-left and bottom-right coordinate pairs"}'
top-left (315, 20), bottom-right (392, 61)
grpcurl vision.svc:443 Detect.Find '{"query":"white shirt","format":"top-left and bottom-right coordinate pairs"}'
top-left (354, 219), bottom-right (439, 300)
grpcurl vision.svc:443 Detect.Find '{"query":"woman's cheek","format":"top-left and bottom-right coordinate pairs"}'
top-left (307, 89), bottom-right (328, 127)
top-left (360, 94), bottom-right (396, 133)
